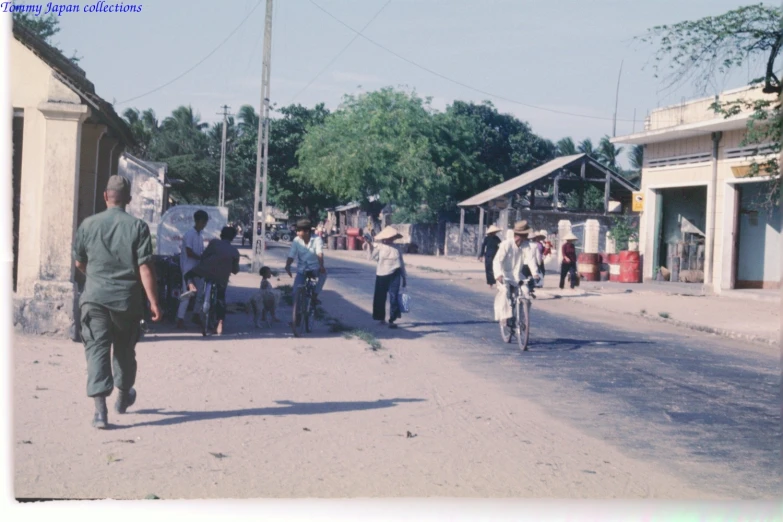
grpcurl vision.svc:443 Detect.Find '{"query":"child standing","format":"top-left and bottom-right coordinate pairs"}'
top-left (251, 266), bottom-right (280, 327)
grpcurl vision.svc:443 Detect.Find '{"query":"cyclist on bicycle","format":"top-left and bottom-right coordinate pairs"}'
top-left (181, 226), bottom-right (240, 335)
top-left (492, 221), bottom-right (540, 323)
top-left (285, 219), bottom-right (327, 303)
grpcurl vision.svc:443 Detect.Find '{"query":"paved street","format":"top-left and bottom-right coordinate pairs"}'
top-left (12, 242), bottom-right (780, 500)
top-left (270, 243), bottom-right (782, 498)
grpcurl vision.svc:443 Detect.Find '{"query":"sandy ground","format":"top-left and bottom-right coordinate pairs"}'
top-left (12, 258), bottom-right (728, 500)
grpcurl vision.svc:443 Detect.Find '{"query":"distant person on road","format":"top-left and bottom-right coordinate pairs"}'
top-left (559, 231), bottom-right (579, 290)
top-left (176, 209), bottom-right (208, 329)
top-left (369, 226), bottom-right (407, 328)
top-left (478, 225), bottom-right (503, 287)
top-left (285, 219), bottom-right (327, 303)
top-left (182, 226), bottom-right (241, 335)
top-left (73, 175), bottom-right (162, 429)
top-left (532, 230), bottom-right (547, 288)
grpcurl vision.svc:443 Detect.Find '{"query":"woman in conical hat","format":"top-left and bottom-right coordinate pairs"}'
top-left (559, 231), bottom-right (579, 290)
top-left (478, 225), bottom-right (503, 287)
top-left (369, 227), bottom-right (406, 328)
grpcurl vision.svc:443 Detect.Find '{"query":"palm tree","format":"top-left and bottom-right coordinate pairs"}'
top-left (598, 135), bottom-right (623, 170)
top-left (629, 144), bottom-right (644, 171)
top-left (158, 106), bottom-right (209, 157)
top-left (577, 138), bottom-right (596, 156)
top-left (123, 108), bottom-right (159, 159)
top-left (556, 137), bottom-right (577, 156)
top-left (237, 105), bottom-right (259, 136)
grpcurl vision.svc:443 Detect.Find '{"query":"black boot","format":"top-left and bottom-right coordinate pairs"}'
top-left (93, 396), bottom-right (108, 429)
top-left (115, 387), bottom-right (137, 414)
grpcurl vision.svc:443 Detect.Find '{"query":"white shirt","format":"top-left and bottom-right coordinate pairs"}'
top-left (287, 236), bottom-right (323, 273)
top-left (180, 227), bottom-right (204, 276)
top-left (493, 238), bottom-right (540, 284)
top-left (371, 243), bottom-right (406, 277)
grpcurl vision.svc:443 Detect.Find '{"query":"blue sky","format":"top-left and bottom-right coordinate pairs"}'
top-left (45, 0), bottom-right (779, 165)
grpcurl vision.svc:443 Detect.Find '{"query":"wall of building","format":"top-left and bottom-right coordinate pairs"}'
top-left (119, 155), bottom-right (165, 230)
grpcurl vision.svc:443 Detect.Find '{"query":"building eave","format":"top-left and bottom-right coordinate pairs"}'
top-left (611, 113), bottom-right (753, 145)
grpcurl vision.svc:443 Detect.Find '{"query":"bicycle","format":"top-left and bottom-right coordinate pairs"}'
top-left (291, 270), bottom-right (318, 337)
top-left (499, 278), bottom-right (534, 351)
top-left (200, 278), bottom-right (219, 337)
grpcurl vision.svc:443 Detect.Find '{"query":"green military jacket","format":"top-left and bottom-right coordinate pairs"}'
top-left (73, 207), bottom-right (153, 315)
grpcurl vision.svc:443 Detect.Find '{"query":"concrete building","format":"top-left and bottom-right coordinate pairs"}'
top-left (11, 22), bottom-right (135, 336)
top-left (612, 85), bottom-right (780, 293)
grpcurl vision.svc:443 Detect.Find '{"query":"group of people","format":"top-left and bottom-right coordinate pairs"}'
top-left (479, 223), bottom-right (580, 291)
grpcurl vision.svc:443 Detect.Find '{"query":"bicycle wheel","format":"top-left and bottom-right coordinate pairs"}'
top-left (303, 293), bottom-right (312, 333)
top-left (291, 288), bottom-right (306, 337)
top-left (516, 298), bottom-right (530, 351)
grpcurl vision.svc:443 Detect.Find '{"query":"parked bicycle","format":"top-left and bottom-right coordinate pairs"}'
top-left (499, 278), bottom-right (533, 351)
top-left (291, 270), bottom-right (319, 337)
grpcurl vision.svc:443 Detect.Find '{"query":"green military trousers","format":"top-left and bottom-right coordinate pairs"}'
top-left (80, 303), bottom-right (140, 398)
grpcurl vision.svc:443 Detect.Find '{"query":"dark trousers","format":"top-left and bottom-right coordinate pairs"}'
top-left (484, 258), bottom-right (496, 285)
top-left (373, 268), bottom-right (402, 322)
top-left (538, 263), bottom-right (546, 277)
top-left (184, 270), bottom-right (227, 321)
top-left (80, 303), bottom-right (140, 398)
top-left (559, 262), bottom-right (577, 289)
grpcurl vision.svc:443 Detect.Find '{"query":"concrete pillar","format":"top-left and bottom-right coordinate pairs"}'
top-left (557, 220), bottom-right (572, 264)
top-left (584, 219), bottom-right (600, 254)
top-left (36, 102), bottom-right (89, 281)
top-left (77, 123), bottom-right (107, 226)
top-left (95, 136), bottom-right (118, 213)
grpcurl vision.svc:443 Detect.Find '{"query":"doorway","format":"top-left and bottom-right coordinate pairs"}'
top-left (735, 181), bottom-right (781, 289)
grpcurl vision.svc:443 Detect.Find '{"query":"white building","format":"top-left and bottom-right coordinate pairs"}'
top-left (612, 85), bottom-right (780, 294)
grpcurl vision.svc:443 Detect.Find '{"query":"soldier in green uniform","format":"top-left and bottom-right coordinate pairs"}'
top-left (73, 175), bottom-right (162, 429)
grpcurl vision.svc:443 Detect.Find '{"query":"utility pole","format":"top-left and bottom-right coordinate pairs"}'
top-left (612, 59), bottom-right (623, 138)
top-left (252, 0), bottom-right (274, 273)
top-left (217, 105), bottom-right (230, 207)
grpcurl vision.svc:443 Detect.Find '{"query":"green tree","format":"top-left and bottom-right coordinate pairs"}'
top-left (598, 135), bottom-right (623, 170)
top-left (640, 3), bottom-right (782, 205)
top-left (556, 137), bottom-right (578, 156)
top-left (577, 138), bottom-right (596, 156)
top-left (123, 108), bottom-right (159, 159)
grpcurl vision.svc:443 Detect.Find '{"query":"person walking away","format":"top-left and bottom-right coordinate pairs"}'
top-left (182, 226), bottom-right (240, 335)
top-left (369, 226), bottom-right (407, 328)
top-left (559, 231), bottom-right (579, 290)
top-left (176, 210), bottom-right (208, 329)
top-left (478, 225), bottom-right (503, 287)
top-left (492, 221), bottom-right (540, 325)
top-left (73, 176), bottom-right (162, 429)
top-left (285, 219), bottom-right (327, 304)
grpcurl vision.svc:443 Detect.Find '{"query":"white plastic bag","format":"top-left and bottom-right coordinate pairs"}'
top-left (399, 290), bottom-right (411, 313)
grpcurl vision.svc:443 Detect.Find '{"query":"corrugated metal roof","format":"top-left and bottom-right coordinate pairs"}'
top-left (458, 154), bottom-right (585, 207)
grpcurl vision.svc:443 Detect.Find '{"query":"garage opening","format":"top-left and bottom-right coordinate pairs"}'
top-left (653, 185), bottom-right (707, 282)
top-left (735, 181), bottom-right (781, 289)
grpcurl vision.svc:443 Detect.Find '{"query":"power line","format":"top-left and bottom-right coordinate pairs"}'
top-left (289, 0), bottom-right (392, 104)
top-left (116, 0), bottom-right (265, 106)
top-left (307, 0), bottom-right (639, 123)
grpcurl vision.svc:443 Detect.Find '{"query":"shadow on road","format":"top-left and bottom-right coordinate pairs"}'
top-left (117, 398), bottom-right (426, 428)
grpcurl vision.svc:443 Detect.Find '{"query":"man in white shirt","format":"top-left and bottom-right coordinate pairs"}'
top-left (176, 210), bottom-right (208, 329)
top-left (285, 219), bottom-right (327, 302)
top-left (493, 220), bottom-right (540, 292)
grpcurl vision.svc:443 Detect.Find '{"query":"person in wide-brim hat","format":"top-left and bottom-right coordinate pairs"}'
top-left (374, 226), bottom-right (403, 242)
top-left (559, 231), bottom-right (579, 290)
top-left (512, 220), bottom-right (534, 236)
top-left (369, 226), bottom-right (406, 328)
top-left (479, 225), bottom-right (504, 287)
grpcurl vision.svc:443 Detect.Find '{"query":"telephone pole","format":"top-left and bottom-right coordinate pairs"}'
top-left (612, 59), bottom-right (623, 138)
top-left (252, 0), bottom-right (274, 273)
top-left (217, 105), bottom-right (230, 207)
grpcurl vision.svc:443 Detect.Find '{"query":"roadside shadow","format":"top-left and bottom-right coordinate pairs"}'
top-left (493, 338), bottom-right (654, 354)
top-left (118, 398), bottom-right (426, 428)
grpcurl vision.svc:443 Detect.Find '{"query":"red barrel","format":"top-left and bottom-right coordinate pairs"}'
top-left (577, 253), bottom-right (601, 282)
top-left (346, 227), bottom-right (361, 237)
top-left (619, 251), bottom-right (641, 283)
top-left (346, 236), bottom-right (357, 250)
top-left (336, 236), bottom-right (346, 250)
top-left (607, 254), bottom-right (621, 282)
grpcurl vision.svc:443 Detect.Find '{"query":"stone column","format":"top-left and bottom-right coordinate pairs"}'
top-left (77, 123), bottom-right (107, 226)
top-left (21, 102), bottom-right (89, 337)
top-left (583, 219), bottom-right (600, 254)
